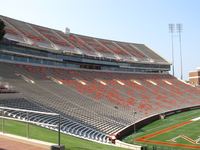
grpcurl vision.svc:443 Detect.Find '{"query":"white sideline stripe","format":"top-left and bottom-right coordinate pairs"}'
top-left (191, 117), bottom-right (200, 121)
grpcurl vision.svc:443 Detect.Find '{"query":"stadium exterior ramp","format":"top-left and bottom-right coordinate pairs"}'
top-left (0, 15), bottom-right (200, 144)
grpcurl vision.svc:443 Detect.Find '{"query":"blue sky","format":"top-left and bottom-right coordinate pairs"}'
top-left (0, 0), bottom-right (199, 80)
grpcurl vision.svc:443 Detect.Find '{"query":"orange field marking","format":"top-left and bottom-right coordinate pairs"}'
top-left (135, 120), bottom-right (200, 149)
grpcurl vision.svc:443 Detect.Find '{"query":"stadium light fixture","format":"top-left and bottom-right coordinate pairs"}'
top-left (169, 24), bottom-right (175, 76)
top-left (176, 23), bottom-right (183, 80)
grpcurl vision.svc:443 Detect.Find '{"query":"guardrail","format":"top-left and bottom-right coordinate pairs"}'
top-left (0, 106), bottom-right (63, 149)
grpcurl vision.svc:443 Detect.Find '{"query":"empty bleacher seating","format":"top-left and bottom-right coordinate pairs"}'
top-left (77, 35), bottom-right (116, 58)
top-left (98, 39), bottom-right (130, 57)
top-left (0, 62), bottom-right (199, 143)
top-left (0, 15), bottom-right (170, 63)
top-left (116, 42), bottom-right (147, 59)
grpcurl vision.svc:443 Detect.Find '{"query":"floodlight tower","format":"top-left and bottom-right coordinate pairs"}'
top-left (177, 24), bottom-right (183, 80)
top-left (169, 24), bottom-right (175, 76)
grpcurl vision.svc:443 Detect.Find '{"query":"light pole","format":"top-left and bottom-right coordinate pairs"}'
top-left (177, 24), bottom-right (183, 80)
top-left (169, 24), bottom-right (175, 76)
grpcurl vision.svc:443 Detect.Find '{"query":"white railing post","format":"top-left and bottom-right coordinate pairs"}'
top-left (58, 114), bottom-right (61, 146)
top-left (26, 111), bottom-right (29, 138)
top-left (1, 109), bottom-right (4, 133)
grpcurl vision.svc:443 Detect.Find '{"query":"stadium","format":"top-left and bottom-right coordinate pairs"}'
top-left (0, 15), bottom-right (200, 150)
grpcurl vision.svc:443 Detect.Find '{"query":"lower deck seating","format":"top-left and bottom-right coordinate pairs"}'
top-left (0, 93), bottom-right (108, 142)
top-left (0, 62), bottom-right (199, 143)
top-left (0, 83), bottom-right (17, 94)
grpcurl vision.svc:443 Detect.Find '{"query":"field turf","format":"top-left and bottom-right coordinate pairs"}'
top-left (0, 119), bottom-right (128, 150)
top-left (123, 109), bottom-right (200, 150)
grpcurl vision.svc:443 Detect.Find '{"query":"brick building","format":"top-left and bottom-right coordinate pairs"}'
top-left (189, 68), bottom-right (200, 86)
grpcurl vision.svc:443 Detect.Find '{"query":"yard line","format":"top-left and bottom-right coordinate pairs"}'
top-left (191, 117), bottom-right (200, 121)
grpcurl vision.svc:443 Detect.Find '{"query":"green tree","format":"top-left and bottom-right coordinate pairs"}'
top-left (0, 19), bottom-right (5, 41)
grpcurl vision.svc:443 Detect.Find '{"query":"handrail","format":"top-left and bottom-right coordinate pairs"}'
top-left (0, 106), bottom-right (61, 146)
top-left (0, 106), bottom-right (58, 116)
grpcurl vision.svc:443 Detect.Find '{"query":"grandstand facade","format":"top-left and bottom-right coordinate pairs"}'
top-left (0, 15), bottom-right (200, 145)
top-left (0, 15), bottom-right (170, 73)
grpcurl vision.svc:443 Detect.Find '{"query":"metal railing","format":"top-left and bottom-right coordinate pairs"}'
top-left (0, 106), bottom-right (61, 146)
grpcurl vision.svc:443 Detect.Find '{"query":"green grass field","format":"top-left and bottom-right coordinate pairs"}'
top-left (1, 109), bottom-right (199, 150)
top-left (123, 109), bottom-right (200, 150)
top-left (0, 119), bottom-right (128, 150)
